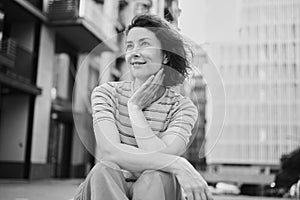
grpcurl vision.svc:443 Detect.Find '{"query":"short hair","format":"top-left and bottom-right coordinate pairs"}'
top-left (125, 14), bottom-right (192, 87)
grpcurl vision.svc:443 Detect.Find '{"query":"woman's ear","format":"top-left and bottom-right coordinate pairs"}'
top-left (163, 54), bottom-right (169, 64)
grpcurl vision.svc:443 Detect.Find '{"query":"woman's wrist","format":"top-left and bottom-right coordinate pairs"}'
top-left (168, 157), bottom-right (186, 174)
top-left (127, 102), bottom-right (141, 110)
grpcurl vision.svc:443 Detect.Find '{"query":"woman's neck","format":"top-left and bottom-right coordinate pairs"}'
top-left (133, 78), bottom-right (166, 101)
top-left (133, 78), bottom-right (145, 92)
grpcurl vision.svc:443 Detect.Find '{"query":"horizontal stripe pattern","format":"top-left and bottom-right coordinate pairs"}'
top-left (91, 81), bottom-right (198, 147)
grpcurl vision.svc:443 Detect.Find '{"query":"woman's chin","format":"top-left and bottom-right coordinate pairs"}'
top-left (133, 74), bottom-right (152, 81)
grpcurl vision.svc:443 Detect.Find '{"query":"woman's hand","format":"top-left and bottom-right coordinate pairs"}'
top-left (128, 68), bottom-right (165, 110)
top-left (172, 158), bottom-right (213, 200)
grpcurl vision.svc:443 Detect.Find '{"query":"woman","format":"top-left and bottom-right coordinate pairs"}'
top-left (74, 14), bottom-right (213, 200)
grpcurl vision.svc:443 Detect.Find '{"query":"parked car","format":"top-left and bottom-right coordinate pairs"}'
top-left (209, 182), bottom-right (240, 195)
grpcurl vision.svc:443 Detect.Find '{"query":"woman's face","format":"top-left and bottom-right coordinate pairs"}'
top-left (125, 27), bottom-right (165, 81)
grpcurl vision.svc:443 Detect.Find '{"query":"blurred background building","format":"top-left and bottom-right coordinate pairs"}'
top-left (182, 44), bottom-right (207, 171)
top-left (0, 0), bottom-right (207, 180)
top-left (204, 0), bottom-right (300, 188)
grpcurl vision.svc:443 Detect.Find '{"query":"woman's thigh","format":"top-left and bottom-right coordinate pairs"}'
top-left (131, 170), bottom-right (182, 200)
top-left (74, 161), bottom-right (130, 200)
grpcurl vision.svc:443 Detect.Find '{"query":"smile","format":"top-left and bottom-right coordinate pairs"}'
top-left (130, 61), bottom-right (147, 66)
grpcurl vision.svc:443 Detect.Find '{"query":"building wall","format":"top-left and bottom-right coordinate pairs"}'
top-left (182, 44), bottom-right (207, 170)
top-left (206, 0), bottom-right (300, 169)
top-left (10, 22), bottom-right (35, 52)
top-left (0, 0), bottom-right (41, 178)
top-left (29, 25), bottom-right (55, 178)
top-left (0, 95), bottom-right (30, 161)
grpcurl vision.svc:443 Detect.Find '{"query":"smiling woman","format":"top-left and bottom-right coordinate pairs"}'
top-left (125, 27), bottom-right (165, 83)
top-left (74, 14), bottom-right (213, 200)
top-left (125, 14), bottom-right (191, 87)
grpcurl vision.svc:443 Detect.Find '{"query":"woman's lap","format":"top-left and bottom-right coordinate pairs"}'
top-left (74, 161), bottom-right (182, 200)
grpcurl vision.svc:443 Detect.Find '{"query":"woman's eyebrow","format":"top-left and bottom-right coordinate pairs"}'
top-left (126, 37), bottom-right (151, 44)
top-left (139, 37), bottom-right (151, 41)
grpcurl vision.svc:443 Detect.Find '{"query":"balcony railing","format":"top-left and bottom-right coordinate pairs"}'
top-left (0, 39), bottom-right (41, 95)
top-left (23, 0), bottom-right (43, 10)
top-left (47, 0), bottom-right (79, 20)
top-left (0, 39), bottom-right (36, 84)
top-left (47, 0), bottom-right (117, 52)
top-left (0, 38), bottom-right (17, 69)
top-left (47, 0), bottom-right (105, 30)
top-left (14, 45), bottom-right (36, 84)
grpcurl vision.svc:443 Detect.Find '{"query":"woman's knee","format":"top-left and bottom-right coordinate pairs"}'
top-left (136, 170), bottom-right (176, 188)
top-left (132, 170), bottom-right (180, 199)
top-left (140, 170), bottom-right (174, 183)
top-left (90, 161), bottom-right (122, 179)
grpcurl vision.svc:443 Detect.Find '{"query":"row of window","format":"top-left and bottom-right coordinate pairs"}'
top-left (218, 42), bottom-right (300, 61)
top-left (221, 124), bottom-right (299, 141)
top-left (223, 83), bottom-right (300, 100)
top-left (240, 23), bottom-right (300, 40)
top-left (219, 64), bottom-right (300, 80)
top-left (243, 0), bottom-right (299, 6)
top-left (224, 103), bottom-right (300, 120)
top-left (208, 142), bottom-right (299, 163)
top-left (241, 2), bottom-right (300, 23)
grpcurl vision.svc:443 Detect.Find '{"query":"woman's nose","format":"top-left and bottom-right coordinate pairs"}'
top-left (133, 52), bottom-right (141, 57)
top-left (126, 47), bottom-right (142, 60)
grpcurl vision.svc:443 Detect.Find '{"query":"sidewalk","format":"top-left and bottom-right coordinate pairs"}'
top-left (0, 179), bottom-right (290, 200)
top-left (0, 179), bottom-right (83, 200)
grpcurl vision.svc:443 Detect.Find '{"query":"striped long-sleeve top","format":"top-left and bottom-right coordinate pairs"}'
top-left (91, 81), bottom-right (198, 148)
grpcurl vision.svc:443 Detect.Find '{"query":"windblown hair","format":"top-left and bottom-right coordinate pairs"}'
top-left (125, 14), bottom-right (192, 87)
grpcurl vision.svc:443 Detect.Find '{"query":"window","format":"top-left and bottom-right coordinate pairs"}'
top-left (134, 0), bottom-right (152, 15)
top-left (94, 0), bottom-right (104, 3)
top-left (264, 44), bottom-right (269, 60)
top-left (0, 10), bottom-right (4, 40)
top-left (292, 24), bottom-right (296, 38)
top-left (24, 0), bottom-right (43, 10)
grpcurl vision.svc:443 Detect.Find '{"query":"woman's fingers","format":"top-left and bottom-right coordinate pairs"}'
top-left (174, 159), bottom-right (213, 200)
top-left (144, 68), bottom-right (164, 90)
top-left (152, 68), bottom-right (164, 85)
top-left (129, 69), bottom-right (165, 109)
top-left (185, 192), bottom-right (193, 200)
top-left (199, 190), bottom-right (207, 200)
top-left (176, 173), bottom-right (214, 200)
top-left (194, 191), bottom-right (202, 200)
top-left (194, 181), bottom-right (208, 200)
top-left (145, 74), bottom-right (155, 86)
top-left (204, 187), bottom-right (214, 200)
top-left (184, 186), bottom-right (207, 200)
top-left (144, 69), bottom-right (164, 95)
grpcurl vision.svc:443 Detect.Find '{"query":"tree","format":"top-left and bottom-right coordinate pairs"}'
top-left (275, 147), bottom-right (300, 189)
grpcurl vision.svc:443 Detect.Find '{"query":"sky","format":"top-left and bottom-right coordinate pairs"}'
top-left (179, 0), bottom-right (239, 44)
top-left (179, 0), bottom-right (206, 44)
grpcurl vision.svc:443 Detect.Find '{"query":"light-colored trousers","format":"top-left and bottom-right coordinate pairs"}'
top-left (73, 161), bottom-right (182, 200)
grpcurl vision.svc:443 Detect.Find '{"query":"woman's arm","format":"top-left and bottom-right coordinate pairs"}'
top-left (127, 70), bottom-right (196, 156)
top-left (91, 81), bottom-right (181, 169)
top-left (95, 119), bottom-right (177, 172)
top-left (94, 119), bottom-right (213, 200)
top-left (91, 82), bottom-right (213, 200)
top-left (127, 103), bottom-right (186, 156)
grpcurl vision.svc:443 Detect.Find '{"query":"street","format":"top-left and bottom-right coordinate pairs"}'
top-left (0, 179), bottom-right (291, 200)
top-left (0, 179), bottom-right (81, 200)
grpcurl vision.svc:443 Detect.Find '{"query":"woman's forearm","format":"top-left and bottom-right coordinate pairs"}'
top-left (94, 120), bottom-right (180, 173)
top-left (128, 103), bottom-right (167, 151)
top-left (103, 142), bottom-right (181, 173)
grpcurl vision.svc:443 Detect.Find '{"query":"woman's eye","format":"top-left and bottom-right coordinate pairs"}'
top-left (141, 41), bottom-right (150, 47)
top-left (126, 44), bottom-right (133, 51)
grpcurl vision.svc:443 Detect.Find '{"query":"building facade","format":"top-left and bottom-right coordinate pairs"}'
top-left (206, 0), bottom-right (300, 179)
top-left (0, 0), bottom-right (188, 179)
top-left (181, 44), bottom-right (207, 171)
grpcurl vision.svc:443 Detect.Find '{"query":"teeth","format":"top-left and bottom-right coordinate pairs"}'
top-left (132, 61), bottom-right (146, 65)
